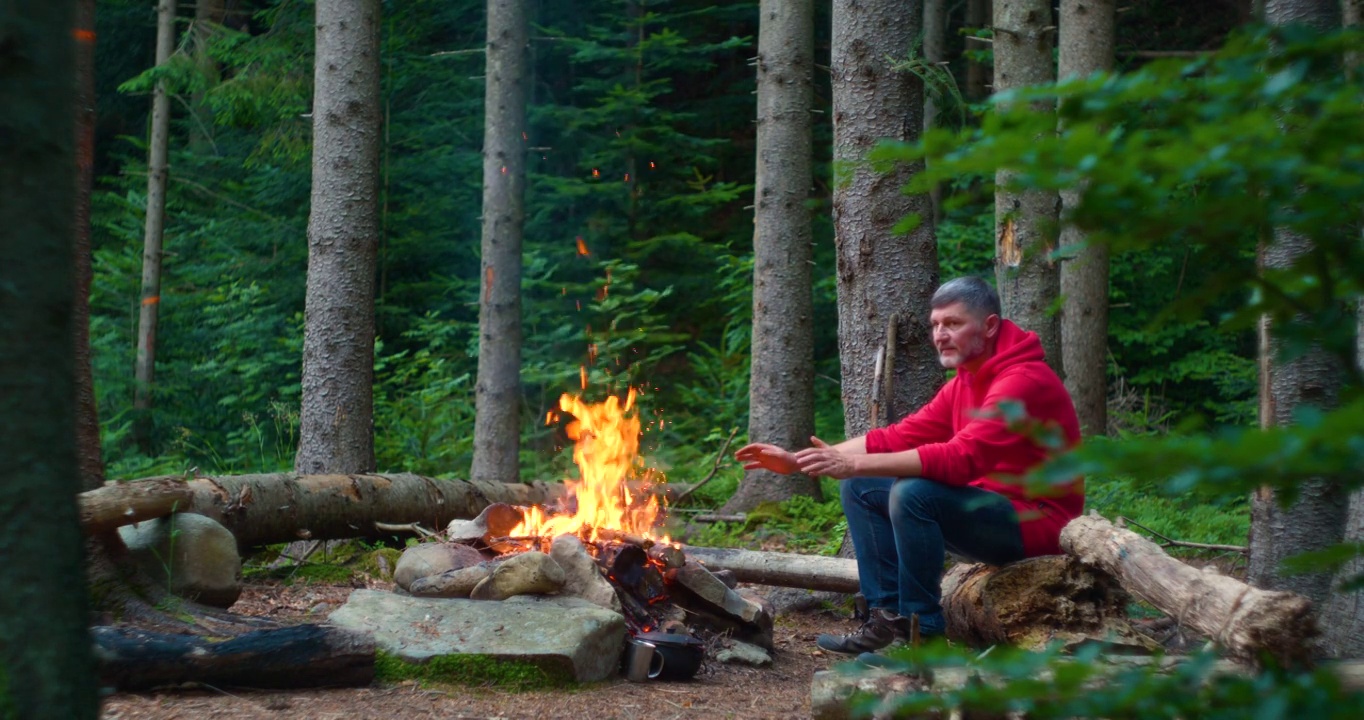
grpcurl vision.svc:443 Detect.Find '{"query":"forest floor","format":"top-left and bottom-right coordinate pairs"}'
top-left (99, 572), bottom-right (862, 720)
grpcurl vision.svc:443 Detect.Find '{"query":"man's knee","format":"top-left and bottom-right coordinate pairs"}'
top-left (840, 476), bottom-right (897, 513)
top-left (888, 478), bottom-right (937, 520)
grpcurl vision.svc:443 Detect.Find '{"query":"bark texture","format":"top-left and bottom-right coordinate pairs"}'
top-left (993, 0), bottom-right (1061, 373)
top-left (93, 624), bottom-right (374, 690)
top-left (1248, 0), bottom-right (1345, 610)
top-left (0, 1), bottom-right (99, 713)
top-left (133, 0), bottom-right (178, 453)
top-left (82, 474), bottom-right (641, 547)
top-left (297, 0), bottom-right (383, 474)
top-left (1057, 0), bottom-right (1115, 436)
top-left (923, 0), bottom-right (948, 225)
top-left (726, 0), bottom-right (820, 512)
top-left (75, 0), bottom-right (105, 491)
top-left (940, 555), bottom-right (1136, 649)
top-left (1063, 514), bottom-right (1318, 667)
top-left (471, 0), bottom-right (530, 484)
top-left (680, 545), bottom-right (861, 593)
top-left (832, 0), bottom-right (942, 441)
top-left (965, 0), bottom-right (993, 100)
top-left (1318, 0), bottom-right (1364, 664)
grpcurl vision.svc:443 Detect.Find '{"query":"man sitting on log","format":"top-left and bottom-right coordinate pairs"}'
top-left (735, 276), bottom-right (1084, 654)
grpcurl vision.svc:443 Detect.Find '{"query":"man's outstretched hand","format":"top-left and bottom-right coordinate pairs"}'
top-left (795, 437), bottom-right (858, 479)
top-left (734, 443), bottom-right (801, 475)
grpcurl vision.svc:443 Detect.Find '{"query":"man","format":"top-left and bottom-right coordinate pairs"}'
top-left (734, 276), bottom-right (1083, 654)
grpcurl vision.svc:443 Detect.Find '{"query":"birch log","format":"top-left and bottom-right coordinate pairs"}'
top-left (680, 545), bottom-right (861, 593)
top-left (1061, 513), bottom-right (1317, 666)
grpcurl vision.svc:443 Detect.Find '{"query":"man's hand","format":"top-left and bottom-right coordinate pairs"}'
top-left (734, 443), bottom-right (801, 475)
top-left (795, 437), bottom-right (859, 479)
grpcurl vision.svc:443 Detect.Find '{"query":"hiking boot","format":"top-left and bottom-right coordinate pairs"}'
top-left (816, 608), bottom-right (909, 655)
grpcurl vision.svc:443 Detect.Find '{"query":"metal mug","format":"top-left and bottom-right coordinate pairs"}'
top-left (622, 638), bottom-right (662, 682)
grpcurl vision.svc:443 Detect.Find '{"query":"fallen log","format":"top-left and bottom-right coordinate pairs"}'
top-left (81, 474), bottom-right (690, 548)
top-left (940, 555), bottom-right (1149, 651)
top-left (81, 476), bottom-right (194, 535)
top-left (1061, 513), bottom-right (1317, 667)
top-left (680, 545), bottom-right (861, 593)
top-left (92, 623), bottom-right (374, 690)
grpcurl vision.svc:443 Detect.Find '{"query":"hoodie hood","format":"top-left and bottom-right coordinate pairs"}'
top-left (969, 319), bottom-right (1046, 383)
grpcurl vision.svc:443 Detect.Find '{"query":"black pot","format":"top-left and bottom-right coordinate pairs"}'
top-left (634, 632), bottom-right (704, 681)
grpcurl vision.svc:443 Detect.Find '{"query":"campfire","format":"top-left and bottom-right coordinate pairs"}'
top-left (397, 389), bottom-right (774, 681)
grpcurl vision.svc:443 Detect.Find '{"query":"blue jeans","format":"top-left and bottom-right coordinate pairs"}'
top-left (841, 477), bottom-right (1025, 634)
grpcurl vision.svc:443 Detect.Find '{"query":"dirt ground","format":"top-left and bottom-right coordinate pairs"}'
top-left (100, 577), bottom-right (864, 720)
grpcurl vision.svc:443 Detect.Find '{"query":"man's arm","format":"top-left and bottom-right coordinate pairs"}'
top-left (735, 435), bottom-right (868, 475)
top-left (795, 439), bottom-right (922, 479)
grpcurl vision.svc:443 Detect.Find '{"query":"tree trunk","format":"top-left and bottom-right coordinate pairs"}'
top-left (725, 0), bottom-right (820, 513)
top-left (189, 0), bottom-right (225, 152)
top-left (993, 0), bottom-right (1061, 373)
top-left (133, 0), bottom-right (178, 454)
top-left (93, 624), bottom-right (374, 690)
top-left (965, 0), bottom-right (993, 100)
top-left (471, 0), bottom-right (531, 485)
top-left (832, 0), bottom-right (942, 442)
top-left (296, 0), bottom-right (383, 475)
top-left (1318, 0), bottom-right (1364, 664)
top-left (1063, 514), bottom-right (1317, 667)
top-left (923, 0), bottom-right (948, 226)
top-left (1058, 0), bottom-right (1115, 436)
top-left (939, 555), bottom-right (1140, 649)
top-left (1249, 0), bottom-right (1345, 610)
top-left (75, 0), bottom-right (104, 492)
top-left (680, 545), bottom-right (861, 593)
top-left (0, 1), bottom-right (99, 713)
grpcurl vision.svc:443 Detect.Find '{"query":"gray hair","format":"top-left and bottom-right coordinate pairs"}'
top-left (931, 276), bottom-right (1001, 319)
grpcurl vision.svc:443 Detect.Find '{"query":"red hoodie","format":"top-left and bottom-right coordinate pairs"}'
top-left (863, 319), bottom-right (1083, 557)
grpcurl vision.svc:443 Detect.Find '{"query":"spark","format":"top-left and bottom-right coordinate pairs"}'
top-left (592, 168), bottom-right (600, 178)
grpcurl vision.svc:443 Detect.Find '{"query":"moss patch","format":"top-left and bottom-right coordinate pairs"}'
top-left (374, 650), bottom-right (576, 691)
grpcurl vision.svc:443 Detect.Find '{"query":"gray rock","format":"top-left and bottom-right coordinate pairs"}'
top-left (715, 640), bottom-right (772, 667)
top-left (119, 513), bottom-right (241, 608)
top-left (550, 534), bottom-right (622, 612)
top-left (470, 550), bottom-right (565, 600)
top-left (394, 542), bottom-right (488, 590)
top-left (329, 589), bottom-right (626, 682)
top-left (409, 564), bottom-right (493, 598)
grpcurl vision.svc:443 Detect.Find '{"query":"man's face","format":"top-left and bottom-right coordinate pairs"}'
top-left (929, 302), bottom-right (997, 370)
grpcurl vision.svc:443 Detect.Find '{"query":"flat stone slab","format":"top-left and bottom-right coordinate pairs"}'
top-left (329, 589), bottom-right (626, 682)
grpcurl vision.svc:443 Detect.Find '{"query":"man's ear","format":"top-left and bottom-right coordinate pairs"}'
top-left (984, 313), bottom-right (1001, 339)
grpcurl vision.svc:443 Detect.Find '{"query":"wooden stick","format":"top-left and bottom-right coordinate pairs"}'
top-left (671, 426), bottom-right (739, 506)
top-left (692, 513), bottom-right (747, 524)
top-left (1120, 517), bottom-right (1248, 554)
top-left (882, 313), bottom-right (897, 425)
top-left (374, 521), bottom-right (437, 538)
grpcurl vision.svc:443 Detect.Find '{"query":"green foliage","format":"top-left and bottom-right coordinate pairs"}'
top-left (374, 650), bottom-right (574, 690)
top-left (852, 643), bottom-right (1364, 719)
top-left (684, 493), bottom-right (846, 555)
top-left (1085, 471), bottom-right (1248, 549)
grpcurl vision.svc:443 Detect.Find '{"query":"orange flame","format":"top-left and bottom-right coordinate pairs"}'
top-left (512, 389), bottom-right (666, 542)
top-left (576, 236), bottom-right (590, 256)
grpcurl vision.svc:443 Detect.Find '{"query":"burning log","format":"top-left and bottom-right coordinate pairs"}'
top-left (1060, 513), bottom-right (1317, 667)
top-left (93, 623), bottom-right (374, 690)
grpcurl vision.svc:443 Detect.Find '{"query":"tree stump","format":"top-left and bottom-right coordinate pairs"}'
top-left (940, 555), bottom-right (1146, 650)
